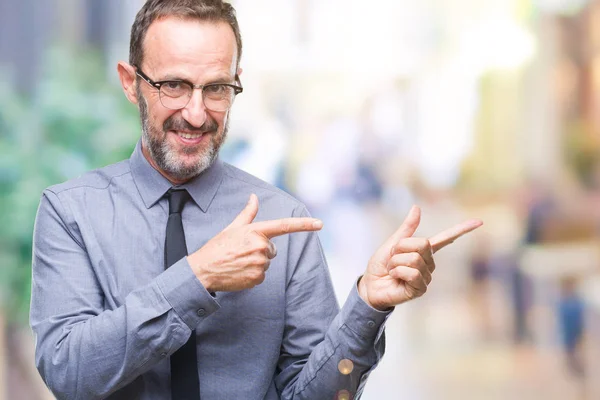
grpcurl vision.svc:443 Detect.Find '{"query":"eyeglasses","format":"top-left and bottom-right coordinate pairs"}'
top-left (134, 66), bottom-right (243, 112)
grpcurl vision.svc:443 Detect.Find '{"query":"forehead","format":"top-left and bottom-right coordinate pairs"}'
top-left (142, 17), bottom-right (237, 78)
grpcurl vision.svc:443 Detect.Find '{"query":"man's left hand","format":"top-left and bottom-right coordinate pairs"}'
top-left (358, 206), bottom-right (483, 311)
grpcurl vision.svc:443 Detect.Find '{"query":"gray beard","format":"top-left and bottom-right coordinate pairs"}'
top-left (137, 86), bottom-right (228, 182)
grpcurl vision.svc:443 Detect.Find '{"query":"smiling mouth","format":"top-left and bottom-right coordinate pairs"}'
top-left (173, 130), bottom-right (204, 139)
top-left (170, 130), bottom-right (210, 141)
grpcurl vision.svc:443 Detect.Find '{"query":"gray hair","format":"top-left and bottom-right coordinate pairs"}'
top-left (129, 0), bottom-right (242, 68)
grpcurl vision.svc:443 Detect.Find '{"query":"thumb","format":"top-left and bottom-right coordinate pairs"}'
top-left (388, 205), bottom-right (421, 244)
top-left (226, 193), bottom-right (259, 230)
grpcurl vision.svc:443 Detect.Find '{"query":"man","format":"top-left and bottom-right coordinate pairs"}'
top-left (30, 1), bottom-right (482, 399)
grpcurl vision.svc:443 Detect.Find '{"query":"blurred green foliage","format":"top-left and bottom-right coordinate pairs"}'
top-left (0, 46), bottom-right (140, 325)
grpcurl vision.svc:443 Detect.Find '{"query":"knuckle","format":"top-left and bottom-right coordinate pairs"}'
top-left (255, 271), bottom-right (266, 284)
top-left (409, 269), bottom-right (421, 281)
top-left (259, 255), bottom-right (269, 266)
top-left (407, 288), bottom-right (419, 300)
top-left (250, 255), bottom-right (266, 267)
top-left (424, 239), bottom-right (432, 252)
top-left (426, 274), bottom-right (433, 285)
top-left (280, 223), bottom-right (291, 234)
top-left (387, 257), bottom-right (396, 270)
top-left (410, 253), bottom-right (421, 265)
top-left (258, 241), bottom-right (270, 254)
top-left (409, 285), bottom-right (426, 299)
top-left (251, 268), bottom-right (264, 281)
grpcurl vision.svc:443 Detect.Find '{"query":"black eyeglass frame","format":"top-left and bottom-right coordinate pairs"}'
top-left (134, 65), bottom-right (243, 111)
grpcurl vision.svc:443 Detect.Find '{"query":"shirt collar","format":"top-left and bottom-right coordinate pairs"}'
top-left (130, 139), bottom-right (224, 212)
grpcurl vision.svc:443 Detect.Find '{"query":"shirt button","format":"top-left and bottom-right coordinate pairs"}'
top-left (197, 308), bottom-right (206, 317)
top-left (367, 320), bottom-right (376, 328)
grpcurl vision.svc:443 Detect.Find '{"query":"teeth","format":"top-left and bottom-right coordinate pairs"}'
top-left (177, 131), bottom-right (202, 139)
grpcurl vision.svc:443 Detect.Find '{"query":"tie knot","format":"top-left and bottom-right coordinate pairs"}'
top-left (167, 189), bottom-right (191, 215)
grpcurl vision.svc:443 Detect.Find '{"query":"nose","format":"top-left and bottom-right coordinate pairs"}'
top-left (180, 89), bottom-right (208, 128)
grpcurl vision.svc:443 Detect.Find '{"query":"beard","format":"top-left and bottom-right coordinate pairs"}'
top-left (137, 84), bottom-right (228, 182)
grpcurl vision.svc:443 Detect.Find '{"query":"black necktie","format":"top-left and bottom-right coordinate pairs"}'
top-left (165, 188), bottom-right (200, 400)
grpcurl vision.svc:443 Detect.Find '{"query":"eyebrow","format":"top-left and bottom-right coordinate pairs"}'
top-left (157, 72), bottom-right (234, 85)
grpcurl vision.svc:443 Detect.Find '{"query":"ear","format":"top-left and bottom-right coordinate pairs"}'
top-left (117, 61), bottom-right (139, 105)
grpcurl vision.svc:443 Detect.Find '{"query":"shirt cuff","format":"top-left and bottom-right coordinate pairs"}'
top-left (156, 257), bottom-right (220, 329)
top-left (340, 279), bottom-right (393, 340)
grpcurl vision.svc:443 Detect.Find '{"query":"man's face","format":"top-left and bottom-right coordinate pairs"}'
top-left (136, 18), bottom-right (239, 183)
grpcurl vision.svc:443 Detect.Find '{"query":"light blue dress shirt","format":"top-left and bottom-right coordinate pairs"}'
top-left (30, 140), bottom-right (391, 399)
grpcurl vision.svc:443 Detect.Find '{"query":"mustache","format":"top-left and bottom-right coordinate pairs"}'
top-left (163, 116), bottom-right (219, 133)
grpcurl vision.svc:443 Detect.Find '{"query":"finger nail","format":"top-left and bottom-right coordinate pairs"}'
top-left (313, 220), bottom-right (323, 229)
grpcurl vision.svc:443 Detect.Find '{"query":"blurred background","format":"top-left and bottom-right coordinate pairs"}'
top-left (2, 0), bottom-right (600, 399)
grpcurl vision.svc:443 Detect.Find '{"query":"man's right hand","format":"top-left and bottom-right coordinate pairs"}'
top-left (187, 194), bottom-right (323, 293)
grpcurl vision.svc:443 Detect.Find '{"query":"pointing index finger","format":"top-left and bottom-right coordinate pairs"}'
top-left (251, 218), bottom-right (324, 239)
top-left (429, 219), bottom-right (483, 253)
